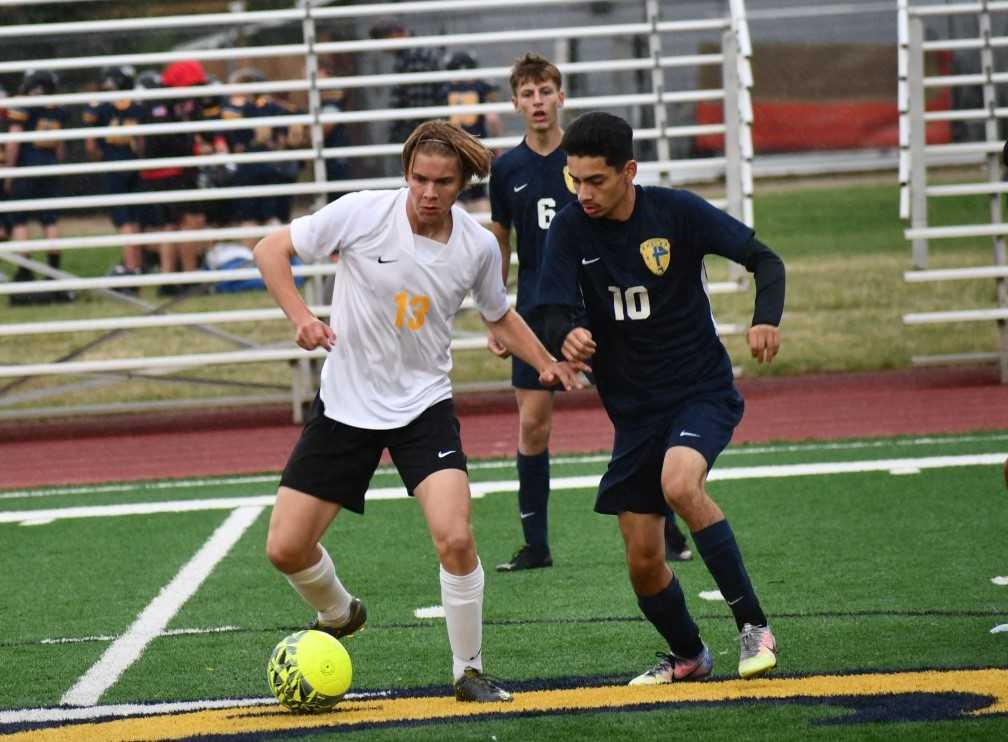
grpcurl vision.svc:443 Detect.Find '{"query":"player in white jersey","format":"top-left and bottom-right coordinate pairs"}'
top-left (253, 120), bottom-right (586, 703)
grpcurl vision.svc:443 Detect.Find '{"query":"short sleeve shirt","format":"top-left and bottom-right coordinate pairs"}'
top-left (488, 140), bottom-right (576, 315)
top-left (290, 188), bottom-right (509, 429)
top-left (7, 105), bottom-right (67, 165)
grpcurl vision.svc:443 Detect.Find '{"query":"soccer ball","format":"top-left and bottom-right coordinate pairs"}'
top-left (267, 629), bottom-right (352, 712)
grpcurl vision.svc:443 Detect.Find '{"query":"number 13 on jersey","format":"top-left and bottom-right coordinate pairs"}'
top-left (394, 291), bottom-right (431, 330)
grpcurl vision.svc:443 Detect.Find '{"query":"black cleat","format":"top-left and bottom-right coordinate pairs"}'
top-left (664, 522), bottom-right (693, 562)
top-left (454, 668), bottom-right (513, 702)
top-left (495, 544), bottom-right (552, 572)
top-left (310, 598), bottom-right (367, 639)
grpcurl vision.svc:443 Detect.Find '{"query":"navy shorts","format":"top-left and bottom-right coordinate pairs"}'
top-left (137, 174), bottom-right (191, 228)
top-left (9, 176), bottom-right (60, 226)
top-left (511, 309), bottom-right (561, 391)
top-left (595, 387), bottom-right (744, 515)
top-left (104, 170), bottom-right (141, 227)
top-left (279, 395), bottom-right (468, 514)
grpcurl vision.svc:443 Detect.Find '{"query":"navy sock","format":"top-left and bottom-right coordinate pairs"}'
top-left (516, 450), bottom-right (550, 550)
top-left (637, 577), bottom-right (704, 659)
top-left (693, 520), bottom-right (767, 631)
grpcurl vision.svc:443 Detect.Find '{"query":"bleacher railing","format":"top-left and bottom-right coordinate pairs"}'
top-left (898, 1), bottom-right (1008, 382)
top-left (0, 0), bottom-right (755, 420)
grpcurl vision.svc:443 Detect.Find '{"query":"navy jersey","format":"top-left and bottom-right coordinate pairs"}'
top-left (6, 106), bottom-right (67, 165)
top-left (82, 99), bottom-right (144, 159)
top-left (488, 140), bottom-right (576, 315)
top-left (537, 186), bottom-right (755, 428)
top-left (446, 79), bottom-right (496, 138)
top-left (220, 96), bottom-right (254, 152)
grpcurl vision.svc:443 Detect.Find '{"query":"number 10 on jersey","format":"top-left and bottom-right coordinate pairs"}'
top-left (608, 285), bottom-right (651, 320)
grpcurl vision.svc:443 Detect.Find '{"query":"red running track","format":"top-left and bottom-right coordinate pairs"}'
top-left (2, 366), bottom-right (1007, 490)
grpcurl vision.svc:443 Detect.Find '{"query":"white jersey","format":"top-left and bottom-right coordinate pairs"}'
top-left (290, 188), bottom-right (510, 429)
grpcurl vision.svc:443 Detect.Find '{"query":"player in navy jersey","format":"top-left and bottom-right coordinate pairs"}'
top-left (486, 53), bottom-right (572, 572)
top-left (488, 54), bottom-right (690, 572)
top-left (538, 112), bottom-right (785, 683)
top-left (84, 65), bottom-right (146, 282)
top-left (5, 69), bottom-right (71, 305)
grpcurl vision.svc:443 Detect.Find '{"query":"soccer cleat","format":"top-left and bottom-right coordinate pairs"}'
top-left (738, 623), bottom-right (777, 679)
top-left (628, 645), bottom-right (713, 685)
top-left (665, 539), bottom-right (693, 562)
top-left (454, 667), bottom-right (513, 702)
top-left (310, 598), bottom-right (367, 639)
top-left (664, 521), bottom-right (693, 562)
top-left (495, 544), bottom-right (553, 572)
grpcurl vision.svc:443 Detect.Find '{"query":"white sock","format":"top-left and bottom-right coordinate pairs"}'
top-left (285, 549), bottom-right (353, 626)
top-left (440, 559), bottom-right (485, 682)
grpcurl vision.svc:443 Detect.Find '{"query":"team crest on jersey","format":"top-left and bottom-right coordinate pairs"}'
top-left (639, 238), bottom-right (671, 275)
top-left (562, 165), bottom-right (577, 194)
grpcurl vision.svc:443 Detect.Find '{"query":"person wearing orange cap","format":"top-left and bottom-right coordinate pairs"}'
top-left (138, 60), bottom-right (218, 294)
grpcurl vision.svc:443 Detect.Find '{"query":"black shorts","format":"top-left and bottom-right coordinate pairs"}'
top-left (595, 387), bottom-right (744, 516)
top-left (279, 395), bottom-right (468, 514)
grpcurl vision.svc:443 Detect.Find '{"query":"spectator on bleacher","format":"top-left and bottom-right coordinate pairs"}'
top-left (4, 69), bottom-right (73, 305)
top-left (445, 50), bottom-right (502, 214)
top-left (369, 18), bottom-right (446, 144)
top-left (0, 81), bottom-right (9, 244)
top-left (223, 67), bottom-right (297, 239)
top-left (83, 65), bottom-right (146, 285)
top-left (317, 64), bottom-right (350, 203)
top-left (137, 59), bottom-right (215, 294)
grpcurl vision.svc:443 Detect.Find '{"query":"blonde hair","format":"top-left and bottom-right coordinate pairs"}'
top-left (401, 120), bottom-right (492, 186)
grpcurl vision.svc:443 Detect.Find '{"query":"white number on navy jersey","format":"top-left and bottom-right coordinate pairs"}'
top-left (608, 285), bottom-right (651, 321)
top-left (537, 198), bottom-right (556, 230)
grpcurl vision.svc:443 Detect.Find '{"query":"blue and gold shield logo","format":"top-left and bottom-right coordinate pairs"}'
top-left (639, 238), bottom-right (671, 276)
top-left (562, 165), bottom-right (577, 194)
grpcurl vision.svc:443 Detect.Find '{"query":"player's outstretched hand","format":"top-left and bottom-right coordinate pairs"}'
top-left (562, 327), bottom-right (597, 364)
top-left (539, 360), bottom-right (590, 391)
top-left (747, 324), bottom-right (780, 364)
top-left (486, 331), bottom-right (511, 359)
top-left (295, 317), bottom-right (336, 351)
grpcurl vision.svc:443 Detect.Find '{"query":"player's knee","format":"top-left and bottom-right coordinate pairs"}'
top-left (432, 526), bottom-right (475, 563)
top-left (265, 532), bottom-right (311, 574)
top-left (625, 542), bottom-right (665, 582)
top-left (661, 471), bottom-right (701, 510)
top-left (519, 415), bottom-right (551, 451)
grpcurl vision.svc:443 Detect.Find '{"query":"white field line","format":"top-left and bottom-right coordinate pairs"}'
top-left (59, 506), bottom-right (264, 707)
top-left (5, 432), bottom-right (1008, 501)
top-left (0, 689), bottom-right (393, 725)
top-left (2, 453), bottom-right (1005, 525)
top-left (39, 625), bottom-right (241, 645)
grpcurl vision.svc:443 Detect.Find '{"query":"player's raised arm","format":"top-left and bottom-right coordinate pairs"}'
top-left (253, 226), bottom-right (335, 351)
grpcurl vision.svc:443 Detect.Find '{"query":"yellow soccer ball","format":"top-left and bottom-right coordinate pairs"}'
top-left (267, 629), bottom-right (352, 712)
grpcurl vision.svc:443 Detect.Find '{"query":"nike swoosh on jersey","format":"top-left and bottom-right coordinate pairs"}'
top-left (377, 256), bottom-right (398, 264)
top-left (513, 183), bottom-right (528, 192)
top-left (581, 257), bottom-right (600, 265)
top-left (679, 431), bottom-right (701, 438)
top-left (438, 449), bottom-right (456, 458)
